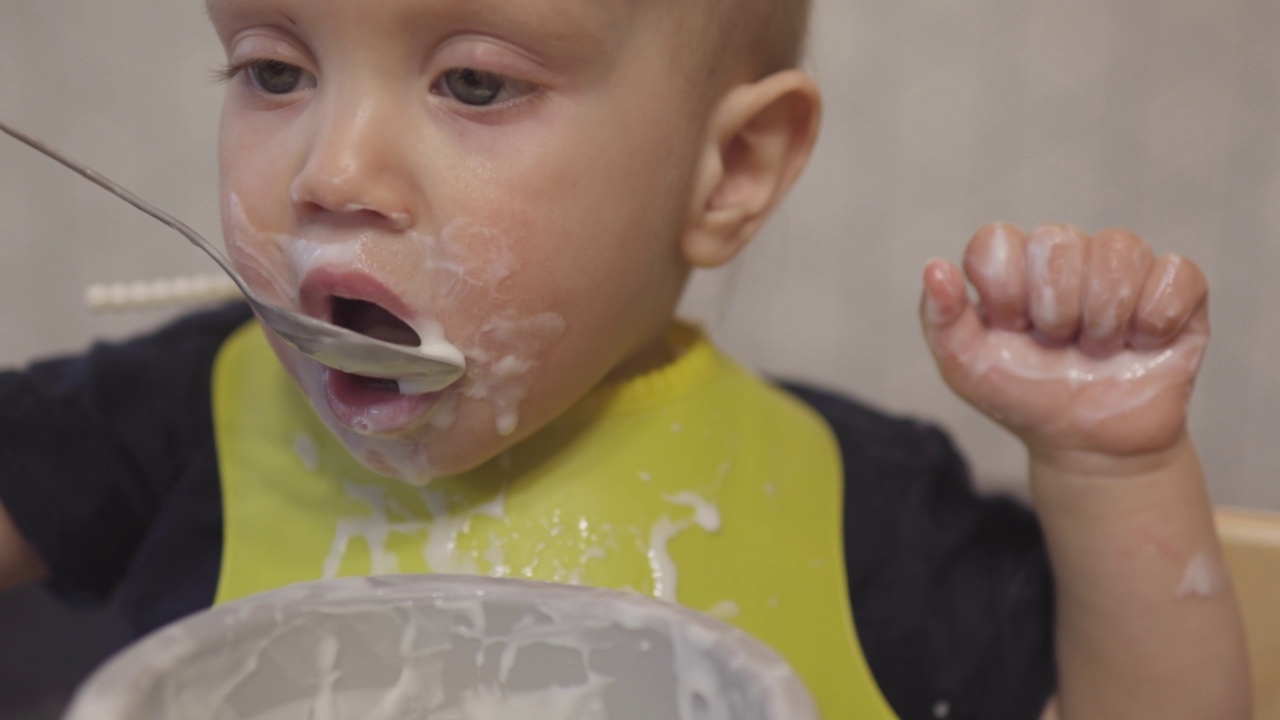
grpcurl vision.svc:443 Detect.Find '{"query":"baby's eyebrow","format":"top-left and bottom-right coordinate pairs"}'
top-left (436, 0), bottom-right (623, 66)
top-left (204, 0), bottom-right (619, 56)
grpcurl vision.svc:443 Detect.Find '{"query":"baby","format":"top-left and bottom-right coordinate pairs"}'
top-left (0, 0), bottom-right (1250, 718)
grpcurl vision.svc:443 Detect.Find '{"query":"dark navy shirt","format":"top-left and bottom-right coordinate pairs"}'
top-left (0, 303), bottom-right (1055, 720)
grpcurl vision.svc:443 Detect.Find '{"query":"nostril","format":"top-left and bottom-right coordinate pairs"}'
top-left (330, 297), bottom-right (422, 347)
top-left (296, 200), bottom-right (411, 231)
top-left (334, 205), bottom-right (394, 227)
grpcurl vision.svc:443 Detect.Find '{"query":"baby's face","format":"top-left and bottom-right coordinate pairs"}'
top-left (210, 0), bottom-right (706, 481)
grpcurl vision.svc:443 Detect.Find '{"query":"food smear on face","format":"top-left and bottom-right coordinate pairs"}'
top-left (462, 311), bottom-right (566, 437)
top-left (226, 195), bottom-right (569, 484)
top-left (230, 195), bottom-right (470, 392)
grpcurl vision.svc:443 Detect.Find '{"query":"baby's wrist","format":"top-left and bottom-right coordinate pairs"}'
top-left (1027, 434), bottom-right (1208, 533)
top-left (1026, 430), bottom-right (1196, 483)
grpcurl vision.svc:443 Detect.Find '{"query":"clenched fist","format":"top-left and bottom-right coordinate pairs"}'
top-left (921, 223), bottom-right (1208, 460)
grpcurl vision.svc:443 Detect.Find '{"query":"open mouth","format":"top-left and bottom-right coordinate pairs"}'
top-left (295, 270), bottom-right (446, 434)
top-left (321, 296), bottom-right (441, 433)
top-left (332, 296), bottom-right (423, 348)
top-left (329, 297), bottom-right (423, 393)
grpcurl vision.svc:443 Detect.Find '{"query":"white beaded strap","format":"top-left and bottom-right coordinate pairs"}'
top-left (85, 274), bottom-right (243, 313)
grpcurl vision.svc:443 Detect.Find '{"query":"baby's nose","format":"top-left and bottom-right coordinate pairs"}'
top-left (290, 97), bottom-right (417, 230)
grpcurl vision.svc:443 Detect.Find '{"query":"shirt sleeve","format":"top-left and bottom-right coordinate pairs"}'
top-left (783, 382), bottom-right (1057, 720)
top-left (0, 303), bottom-right (253, 605)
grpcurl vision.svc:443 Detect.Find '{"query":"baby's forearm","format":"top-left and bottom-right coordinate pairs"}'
top-left (1030, 434), bottom-right (1251, 719)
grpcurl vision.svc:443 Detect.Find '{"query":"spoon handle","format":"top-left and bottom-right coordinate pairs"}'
top-left (1, 119), bottom-right (466, 387)
top-left (0, 120), bottom-right (251, 299)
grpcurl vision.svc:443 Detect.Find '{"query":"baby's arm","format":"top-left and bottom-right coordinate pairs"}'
top-left (920, 224), bottom-right (1250, 719)
top-left (0, 498), bottom-right (46, 588)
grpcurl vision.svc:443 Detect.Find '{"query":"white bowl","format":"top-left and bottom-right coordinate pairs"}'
top-left (62, 576), bottom-right (819, 720)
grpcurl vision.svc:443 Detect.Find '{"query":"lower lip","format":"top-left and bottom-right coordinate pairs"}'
top-left (323, 367), bottom-right (442, 435)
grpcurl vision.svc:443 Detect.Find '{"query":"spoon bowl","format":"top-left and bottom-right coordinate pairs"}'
top-left (0, 120), bottom-right (465, 393)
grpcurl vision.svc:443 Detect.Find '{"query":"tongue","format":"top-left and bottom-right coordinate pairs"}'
top-left (332, 298), bottom-right (422, 347)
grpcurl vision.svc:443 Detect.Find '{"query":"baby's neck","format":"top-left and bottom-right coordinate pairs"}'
top-left (605, 322), bottom-right (688, 383)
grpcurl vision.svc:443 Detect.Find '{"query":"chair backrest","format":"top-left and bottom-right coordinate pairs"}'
top-left (1217, 507), bottom-right (1280, 720)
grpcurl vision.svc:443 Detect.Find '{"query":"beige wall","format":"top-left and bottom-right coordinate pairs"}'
top-left (2, 0), bottom-right (1278, 509)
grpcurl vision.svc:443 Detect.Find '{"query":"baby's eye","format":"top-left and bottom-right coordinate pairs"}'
top-left (438, 68), bottom-right (535, 107)
top-left (247, 60), bottom-right (315, 95)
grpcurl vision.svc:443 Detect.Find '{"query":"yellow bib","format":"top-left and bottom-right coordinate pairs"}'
top-left (211, 320), bottom-right (897, 719)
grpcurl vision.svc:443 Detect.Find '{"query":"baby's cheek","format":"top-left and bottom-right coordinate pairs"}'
top-left (454, 311), bottom-right (568, 438)
top-left (402, 218), bottom-right (573, 439)
top-left (222, 195), bottom-right (299, 308)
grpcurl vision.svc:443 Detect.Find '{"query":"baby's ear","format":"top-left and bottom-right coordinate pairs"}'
top-left (683, 70), bottom-right (822, 268)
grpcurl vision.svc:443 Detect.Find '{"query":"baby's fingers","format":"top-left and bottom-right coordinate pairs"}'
top-left (962, 222), bottom-right (1029, 330)
top-left (1129, 255), bottom-right (1208, 351)
top-left (1025, 224), bottom-right (1089, 342)
top-left (1081, 228), bottom-right (1154, 354)
top-left (921, 259), bottom-right (983, 362)
top-left (962, 223), bottom-right (1028, 331)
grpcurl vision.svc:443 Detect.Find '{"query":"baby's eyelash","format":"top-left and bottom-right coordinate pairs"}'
top-left (210, 62), bottom-right (248, 85)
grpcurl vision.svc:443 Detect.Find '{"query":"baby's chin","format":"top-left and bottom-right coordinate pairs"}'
top-left (328, 415), bottom-right (512, 485)
top-left (331, 431), bottom-right (445, 486)
top-left (265, 337), bottom-right (510, 484)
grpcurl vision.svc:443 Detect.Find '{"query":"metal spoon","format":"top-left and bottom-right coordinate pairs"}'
top-left (0, 120), bottom-right (466, 392)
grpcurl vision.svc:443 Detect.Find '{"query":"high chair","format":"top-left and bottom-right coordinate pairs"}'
top-left (1217, 507), bottom-right (1280, 719)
